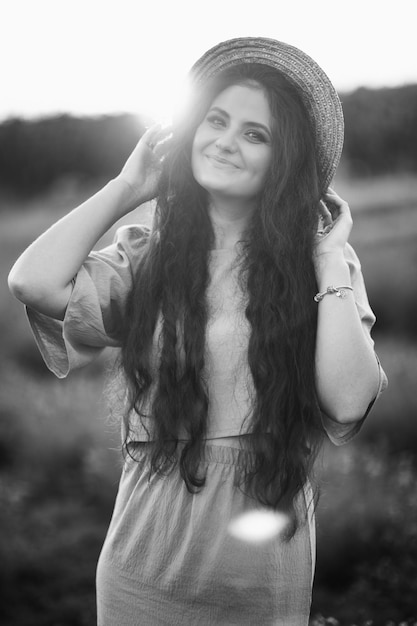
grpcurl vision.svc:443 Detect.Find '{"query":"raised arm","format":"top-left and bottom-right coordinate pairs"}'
top-left (8, 125), bottom-right (171, 320)
top-left (313, 189), bottom-right (380, 424)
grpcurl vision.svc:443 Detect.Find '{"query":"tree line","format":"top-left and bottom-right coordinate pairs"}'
top-left (0, 84), bottom-right (416, 195)
top-left (341, 83), bottom-right (417, 177)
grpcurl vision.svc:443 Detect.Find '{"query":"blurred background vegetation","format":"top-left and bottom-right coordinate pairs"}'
top-left (1, 83), bottom-right (417, 626)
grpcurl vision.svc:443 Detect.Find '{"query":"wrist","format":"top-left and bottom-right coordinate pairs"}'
top-left (109, 176), bottom-right (148, 216)
top-left (314, 251), bottom-right (351, 290)
top-left (314, 249), bottom-right (346, 272)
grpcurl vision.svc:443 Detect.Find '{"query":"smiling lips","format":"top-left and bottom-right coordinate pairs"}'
top-left (206, 154), bottom-right (240, 168)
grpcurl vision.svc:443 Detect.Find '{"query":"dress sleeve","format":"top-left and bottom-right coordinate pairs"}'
top-left (320, 243), bottom-right (388, 446)
top-left (26, 224), bottom-right (150, 379)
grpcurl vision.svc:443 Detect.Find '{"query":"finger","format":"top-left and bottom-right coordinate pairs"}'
top-left (322, 192), bottom-right (349, 222)
top-left (153, 127), bottom-right (173, 159)
top-left (324, 188), bottom-right (349, 209)
top-left (142, 125), bottom-right (173, 160)
top-left (318, 199), bottom-right (333, 228)
top-left (326, 186), bottom-right (340, 198)
top-left (318, 199), bottom-right (332, 218)
top-left (326, 193), bottom-right (351, 219)
top-left (323, 196), bottom-right (353, 235)
top-left (141, 123), bottom-right (162, 148)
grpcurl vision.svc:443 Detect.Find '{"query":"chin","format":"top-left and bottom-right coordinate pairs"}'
top-left (202, 183), bottom-right (237, 198)
top-left (195, 174), bottom-right (230, 196)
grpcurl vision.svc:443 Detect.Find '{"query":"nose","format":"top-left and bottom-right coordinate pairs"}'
top-left (215, 129), bottom-right (237, 153)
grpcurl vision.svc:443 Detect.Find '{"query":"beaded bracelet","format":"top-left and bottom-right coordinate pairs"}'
top-left (314, 285), bottom-right (353, 302)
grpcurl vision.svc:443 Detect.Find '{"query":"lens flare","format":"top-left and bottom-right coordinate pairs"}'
top-left (228, 510), bottom-right (290, 543)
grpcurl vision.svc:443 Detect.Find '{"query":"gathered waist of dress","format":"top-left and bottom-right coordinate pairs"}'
top-left (204, 434), bottom-right (251, 449)
top-left (126, 434), bottom-right (253, 452)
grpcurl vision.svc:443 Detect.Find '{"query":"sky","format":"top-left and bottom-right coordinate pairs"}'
top-left (2, 0), bottom-right (416, 123)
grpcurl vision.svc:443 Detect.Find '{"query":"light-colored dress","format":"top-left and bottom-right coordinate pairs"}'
top-left (27, 225), bottom-right (387, 626)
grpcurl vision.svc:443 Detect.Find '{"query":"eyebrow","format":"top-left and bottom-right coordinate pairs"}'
top-left (208, 106), bottom-right (272, 138)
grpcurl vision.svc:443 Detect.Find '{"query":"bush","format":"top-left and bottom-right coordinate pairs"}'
top-left (341, 85), bottom-right (417, 177)
top-left (0, 114), bottom-right (145, 195)
top-left (312, 441), bottom-right (417, 624)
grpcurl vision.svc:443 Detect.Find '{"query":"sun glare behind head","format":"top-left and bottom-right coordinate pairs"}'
top-left (134, 73), bottom-right (193, 129)
top-left (228, 510), bottom-right (290, 543)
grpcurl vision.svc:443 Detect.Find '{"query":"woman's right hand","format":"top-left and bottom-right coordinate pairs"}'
top-left (116, 123), bottom-right (173, 208)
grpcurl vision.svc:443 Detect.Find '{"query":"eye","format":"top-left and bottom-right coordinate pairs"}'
top-left (246, 130), bottom-right (268, 143)
top-left (206, 114), bottom-right (226, 127)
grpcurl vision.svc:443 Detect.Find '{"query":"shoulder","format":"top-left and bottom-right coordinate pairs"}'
top-left (113, 224), bottom-right (151, 250)
top-left (86, 224), bottom-right (152, 282)
top-left (112, 224), bottom-right (151, 270)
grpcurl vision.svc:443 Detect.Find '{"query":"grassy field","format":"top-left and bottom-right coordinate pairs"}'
top-left (1, 174), bottom-right (417, 625)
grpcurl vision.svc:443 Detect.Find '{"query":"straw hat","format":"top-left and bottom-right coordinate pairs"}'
top-left (189, 37), bottom-right (344, 191)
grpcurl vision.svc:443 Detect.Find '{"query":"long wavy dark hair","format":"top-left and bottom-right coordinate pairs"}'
top-left (120, 63), bottom-right (325, 525)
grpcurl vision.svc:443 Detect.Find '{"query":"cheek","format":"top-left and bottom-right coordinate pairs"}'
top-left (190, 131), bottom-right (200, 175)
top-left (191, 125), bottom-right (204, 158)
top-left (191, 139), bottom-right (200, 179)
top-left (192, 124), bottom-right (211, 153)
top-left (254, 152), bottom-right (273, 181)
top-left (191, 125), bottom-right (212, 178)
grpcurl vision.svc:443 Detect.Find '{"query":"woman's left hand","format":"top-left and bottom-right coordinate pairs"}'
top-left (314, 188), bottom-right (353, 261)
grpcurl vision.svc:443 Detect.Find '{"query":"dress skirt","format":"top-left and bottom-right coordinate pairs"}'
top-left (96, 443), bottom-right (314, 626)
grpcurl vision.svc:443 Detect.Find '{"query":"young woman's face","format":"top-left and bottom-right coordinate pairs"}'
top-left (191, 83), bottom-right (273, 203)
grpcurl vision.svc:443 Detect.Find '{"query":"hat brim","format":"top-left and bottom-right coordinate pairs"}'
top-left (189, 37), bottom-right (344, 191)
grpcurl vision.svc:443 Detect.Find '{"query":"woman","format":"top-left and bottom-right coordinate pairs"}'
top-left (8, 38), bottom-right (387, 625)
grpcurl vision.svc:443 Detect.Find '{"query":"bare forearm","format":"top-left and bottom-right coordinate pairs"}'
top-left (8, 124), bottom-right (171, 320)
top-left (314, 252), bottom-right (380, 422)
top-left (8, 178), bottom-right (139, 318)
